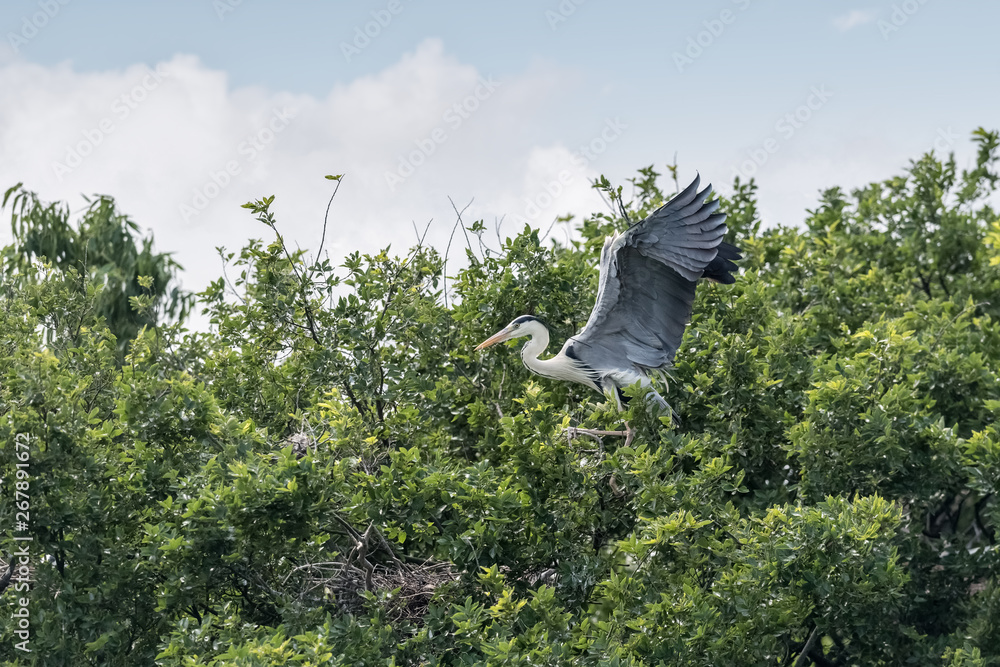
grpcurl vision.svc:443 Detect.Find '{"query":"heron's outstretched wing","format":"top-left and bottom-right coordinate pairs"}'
top-left (565, 175), bottom-right (739, 375)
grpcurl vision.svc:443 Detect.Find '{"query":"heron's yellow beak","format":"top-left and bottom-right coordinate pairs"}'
top-left (475, 327), bottom-right (514, 351)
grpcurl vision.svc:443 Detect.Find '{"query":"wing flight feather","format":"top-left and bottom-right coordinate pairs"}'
top-left (565, 175), bottom-right (740, 379)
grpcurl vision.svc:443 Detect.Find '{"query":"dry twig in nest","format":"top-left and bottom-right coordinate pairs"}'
top-left (287, 556), bottom-right (457, 624)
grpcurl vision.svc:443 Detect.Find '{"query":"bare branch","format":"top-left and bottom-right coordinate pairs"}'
top-left (442, 199), bottom-right (472, 308)
top-left (317, 175), bottom-right (344, 261)
top-left (792, 625), bottom-right (820, 667)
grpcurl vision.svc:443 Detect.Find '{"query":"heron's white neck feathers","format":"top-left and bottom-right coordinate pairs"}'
top-left (518, 321), bottom-right (599, 390)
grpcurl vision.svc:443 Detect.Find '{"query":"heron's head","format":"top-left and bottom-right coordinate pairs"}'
top-left (475, 315), bottom-right (544, 350)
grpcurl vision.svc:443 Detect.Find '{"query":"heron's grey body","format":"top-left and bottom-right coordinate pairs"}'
top-left (477, 174), bottom-right (740, 412)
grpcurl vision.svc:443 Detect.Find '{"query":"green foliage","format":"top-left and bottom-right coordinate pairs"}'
top-left (2, 185), bottom-right (192, 358)
top-left (2, 130), bottom-right (1000, 665)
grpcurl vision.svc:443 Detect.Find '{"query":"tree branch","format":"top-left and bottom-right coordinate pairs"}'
top-left (792, 625), bottom-right (819, 667)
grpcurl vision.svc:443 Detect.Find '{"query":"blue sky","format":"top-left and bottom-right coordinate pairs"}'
top-left (1, 0), bottom-right (998, 301)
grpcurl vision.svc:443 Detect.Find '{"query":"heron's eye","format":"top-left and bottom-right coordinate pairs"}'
top-left (513, 323), bottom-right (520, 329)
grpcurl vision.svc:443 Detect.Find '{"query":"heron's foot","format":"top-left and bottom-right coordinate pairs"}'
top-left (565, 427), bottom-right (626, 443)
top-left (565, 423), bottom-right (634, 447)
top-left (643, 388), bottom-right (681, 427)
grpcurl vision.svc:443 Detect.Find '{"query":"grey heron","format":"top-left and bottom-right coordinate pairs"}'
top-left (476, 174), bottom-right (740, 438)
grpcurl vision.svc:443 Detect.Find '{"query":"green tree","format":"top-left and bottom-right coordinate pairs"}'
top-left (1, 130), bottom-right (998, 666)
top-left (2, 185), bottom-right (192, 358)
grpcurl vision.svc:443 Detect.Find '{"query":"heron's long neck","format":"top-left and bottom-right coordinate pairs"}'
top-left (519, 325), bottom-right (551, 374)
top-left (520, 325), bottom-right (576, 382)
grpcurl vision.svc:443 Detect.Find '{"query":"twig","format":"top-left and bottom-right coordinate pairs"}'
top-left (442, 199), bottom-right (472, 308)
top-left (412, 219), bottom-right (432, 248)
top-left (262, 215), bottom-right (323, 347)
top-left (670, 152), bottom-right (680, 195)
top-left (565, 427), bottom-right (629, 438)
top-left (792, 626), bottom-right (820, 667)
top-left (331, 513), bottom-right (364, 541)
top-left (281, 560), bottom-right (345, 586)
top-left (217, 250), bottom-right (246, 305)
top-left (358, 524), bottom-right (374, 591)
top-left (594, 182), bottom-right (617, 217)
top-left (541, 216), bottom-right (560, 244)
top-left (494, 215), bottom-right (506, 252)
top-left (567, 428), bottom-right (604, 445)
top-left (616, 194), bottom-right (632, 226)
top-left (317, 175), bottom-right (343, 261)
top-left (448, 196), bottom-right (476, 257)
top-left (371, 522), bottom-right (411, 573)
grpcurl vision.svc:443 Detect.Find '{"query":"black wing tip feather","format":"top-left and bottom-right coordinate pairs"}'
top-left (646, 174), bottom-right (716, 223)
top-left (679, 173), bottom-right (701, 199)
top-left (653, 174), bottom-right (703, 215)
top-left (703, 241), bottom-right (742, 284)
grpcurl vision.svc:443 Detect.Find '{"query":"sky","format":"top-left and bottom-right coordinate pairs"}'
top-left (1, 0), bottom-right (998, 311)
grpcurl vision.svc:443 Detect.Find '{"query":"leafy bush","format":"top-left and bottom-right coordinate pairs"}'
top-left (1, 130), bottom-right (998, 665)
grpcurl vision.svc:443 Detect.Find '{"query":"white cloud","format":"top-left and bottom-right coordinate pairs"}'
top-left (0, 39), bottom-right (605, 323)
top-left (0, 36), bottom-right (986, 335)
top-left (833, 9), bottom-right (877, 31)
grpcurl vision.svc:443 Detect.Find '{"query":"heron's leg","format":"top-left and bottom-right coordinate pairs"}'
top-left (565, 388), bottom-right (633, 443)
top-left (564, 423), bottom-right (634, 445)
top-left (610, 387), bottom-right (623, 412)
top-left (644, 387), bottom-right (681, 427)
top-left (565, 427), bottom-right (629, 440)
top-left (644, 386), bottom-right (668, 411)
